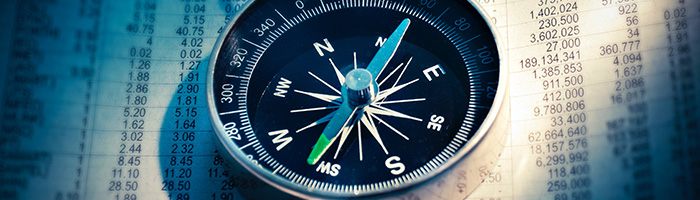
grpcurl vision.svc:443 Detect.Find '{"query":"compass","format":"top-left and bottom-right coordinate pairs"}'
top-left (208, 0), bottom-right (508, 198)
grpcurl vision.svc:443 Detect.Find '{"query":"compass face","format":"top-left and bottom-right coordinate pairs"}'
top-left (208, 0), bottom-right (501, 198)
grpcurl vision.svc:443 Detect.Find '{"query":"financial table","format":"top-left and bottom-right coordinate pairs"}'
top-left (0, 0), bottom-right (698, 199)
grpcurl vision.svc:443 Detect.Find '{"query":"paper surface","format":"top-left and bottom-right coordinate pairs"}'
top-left (0, 0), bottom-right (698, 199)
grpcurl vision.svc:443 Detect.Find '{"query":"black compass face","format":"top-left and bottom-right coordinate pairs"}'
top-left (209, 0), bottom-right (500, 197)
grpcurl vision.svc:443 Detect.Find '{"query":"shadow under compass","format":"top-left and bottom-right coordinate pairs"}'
top-left (156, 1), bottom-right (298, 199)
top-left (157, 56), bottom-right (299, 200)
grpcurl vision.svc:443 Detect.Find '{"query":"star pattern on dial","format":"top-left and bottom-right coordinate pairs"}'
top-left (290, 54), bottom-right (424, 161)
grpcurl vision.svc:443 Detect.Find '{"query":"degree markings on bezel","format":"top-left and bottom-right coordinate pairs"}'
top-left (217, 0), bottom-right (499, 196)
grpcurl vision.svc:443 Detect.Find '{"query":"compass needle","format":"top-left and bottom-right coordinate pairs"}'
top-left (307, 104), bottom-right (357, 165)
top-left (210, 1), bottom-right (505, 198)
top-left (307, 18), bottom-right (413, 165)
top-left (367, 18), bottom-right (411, 78)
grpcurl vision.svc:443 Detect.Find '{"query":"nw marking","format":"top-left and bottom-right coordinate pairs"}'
top-left (274, 77), bottom-right (292, 97)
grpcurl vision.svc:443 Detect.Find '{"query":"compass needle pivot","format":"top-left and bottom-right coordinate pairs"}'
top-left (209, 1), bottom-right (506, 198)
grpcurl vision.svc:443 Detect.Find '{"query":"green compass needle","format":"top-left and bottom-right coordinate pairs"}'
top-left (210, 0), bottom-right (508, 196)
top-left (307, 19), bottom-right (411, 165)
top-left (307, 103), bottom-right (357, 165)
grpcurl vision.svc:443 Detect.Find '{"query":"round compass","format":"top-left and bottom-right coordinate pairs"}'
top-left (208, 0), bottom-right (508, 198)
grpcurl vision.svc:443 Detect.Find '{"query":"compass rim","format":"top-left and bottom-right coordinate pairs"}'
top-left (206, 0), bottom-right (510, 198)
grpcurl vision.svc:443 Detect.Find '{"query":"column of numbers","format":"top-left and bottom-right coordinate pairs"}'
top-left (111, 1), bottom-right (157, 200)
top-left (512, 0), bottom-right (592, 199)
top-left (664, 0), bottom-right (699, 198)
top-left (162, 2), bottom-right (207, 200)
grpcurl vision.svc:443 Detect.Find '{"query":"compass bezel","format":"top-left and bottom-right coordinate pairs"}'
top-left (207, 0), bottom-right (509, 198)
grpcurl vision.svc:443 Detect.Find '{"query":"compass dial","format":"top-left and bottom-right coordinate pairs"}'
top-left (208, 0), bottom-right (503, 198)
